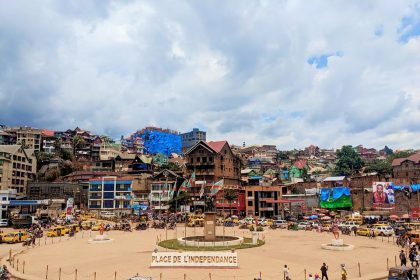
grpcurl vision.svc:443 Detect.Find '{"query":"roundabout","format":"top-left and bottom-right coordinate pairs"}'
top-left (2, 226), bottom-right (400, 280)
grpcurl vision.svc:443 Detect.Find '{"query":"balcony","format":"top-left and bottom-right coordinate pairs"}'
top-left (89, 195), bottom-right (102, 200)
top-left (259, 207), bottom-right (274, 211)
top-left (114, 195), bottom-right (132, 200)
top-left (89, 187), bottom-right (102, 192)
top-left (116, 187), bottom-right (132, 192)
top-left (88, 205), bottom-right (101, 209)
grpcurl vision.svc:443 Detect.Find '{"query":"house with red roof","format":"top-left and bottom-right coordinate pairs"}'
top-left (392, 153), bottom-right (420, 181)
top-left (184, 140), bottom-right (243, 213)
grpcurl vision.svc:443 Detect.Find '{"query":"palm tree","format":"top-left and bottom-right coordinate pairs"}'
top-left (223, 189), bottom-right (238, 217)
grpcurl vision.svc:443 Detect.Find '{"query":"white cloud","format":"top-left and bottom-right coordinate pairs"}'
top-left (0, 0), bottom-right (419, 150)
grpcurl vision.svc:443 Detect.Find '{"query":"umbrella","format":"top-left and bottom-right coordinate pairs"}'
top-left (309, 215), bottom-right (318, 219)
top-left (321, 216), bottom-right (332, 220)
top-left (389, 215), bottom-right (399, 220)
top-left (303, 216), bottom-right (309, 220)
top-left (318, 213), bottom-right (326, 217)
top-left (402, 214), bottom-right (410, 219)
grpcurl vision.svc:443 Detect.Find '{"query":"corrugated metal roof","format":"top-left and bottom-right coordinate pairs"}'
top-left (323, 176), bottom-right (346, 182)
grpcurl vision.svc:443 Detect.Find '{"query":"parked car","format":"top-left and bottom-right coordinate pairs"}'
top-left (356, 227), bottom-right (370, 236)
top-left (2, 231), bottom-right (29, 243)
top-left (297, 222), bottom-right (311, 230)
top-left (374, 226), bottom-right (394, 236)
top-left (339, 221), bottom-right (360, 230)
top-left (0, 219), bottom-right (9, 227)
top-left (273, 220), bottom-right (288, 229)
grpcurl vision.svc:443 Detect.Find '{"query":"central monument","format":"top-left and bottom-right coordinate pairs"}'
top-left (204, 212), bottom-right (216, 241)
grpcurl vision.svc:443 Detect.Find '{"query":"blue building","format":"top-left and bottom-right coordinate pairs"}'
top-left (88, 177), bottom-right (133, 213)
top-left (123, 127), bottom-right (181, 156)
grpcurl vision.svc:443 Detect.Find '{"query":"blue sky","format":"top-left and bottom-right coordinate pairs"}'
top-left (0, 1), bottom-right (420, 150)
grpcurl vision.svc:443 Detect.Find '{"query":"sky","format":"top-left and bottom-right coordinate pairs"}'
top-left (0, 1), bottom-right (420, 150)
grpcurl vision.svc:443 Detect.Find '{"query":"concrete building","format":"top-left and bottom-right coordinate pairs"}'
top-left (0, 189), bottom-right (17, 222)
top-left (4, 127), bottom-right (41, 151)
top-left (41, 129), bottom-right (56, 154)
top-left (88, 177), bottom-right (133, 213)
top-left (245, 185), bottom-right (284, 218)
top-left (27, 182), bottom-right (87, 208)
top-left (0, 145), bottom-right (37, 196)
top-left (181, 128), bottom-right (206, 153)
top-left (149, 170), bottom-right (179, 212)
top-left (0, 130), bottom-right (15, 145)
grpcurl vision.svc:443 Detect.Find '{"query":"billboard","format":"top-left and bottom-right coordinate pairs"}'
top-left (320, 187), bottom-right (352, 209)
top-left (372, 182), bottom-right (395, 205)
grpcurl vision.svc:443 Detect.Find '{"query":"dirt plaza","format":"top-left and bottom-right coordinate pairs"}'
top-left (3, 227), bottom-right (401, 280)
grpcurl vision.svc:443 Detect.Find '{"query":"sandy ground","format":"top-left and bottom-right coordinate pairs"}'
top-left (3, 226), bottom-right (402, 280)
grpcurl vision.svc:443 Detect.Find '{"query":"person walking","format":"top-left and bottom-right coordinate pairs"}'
top-left (341, 264), bottom-right (347, 280)
top-left (400, 250), bottom-right (407, 266)
top-left (415, 251), bottom-right (420, 268)
top-left (320, 263), bottom-right (328, 280)
top-left (283, 265), bottom-right (290, 280)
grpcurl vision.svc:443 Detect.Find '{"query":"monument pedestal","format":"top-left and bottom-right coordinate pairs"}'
top-left (252, 231), bottom-right (258, 245)
top-left (331, 239), bottom-right (344, 246)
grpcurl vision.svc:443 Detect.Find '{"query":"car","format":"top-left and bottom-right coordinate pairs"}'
top-left (297, 222), bottom-right (311, 230)
top-left (274, 220), bottom-right (288, 229)
top-left (2, 231), bottom-right (29, 243)
top-left (340, 221), bottom-right (360, 230)
top-left (47, 226), bottom-right (69, 237)
top-left (356, 227), bottom-right (370, 236)
top-left (0, 219), bottom-right (9, 227)
top-left (374, 226), bottom-right (394, 236)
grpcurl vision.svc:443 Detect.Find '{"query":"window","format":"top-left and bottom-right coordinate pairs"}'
top-left (248, 201), bottom-right (253, 206)
top-left (247, 191), bottom-right (252, 197)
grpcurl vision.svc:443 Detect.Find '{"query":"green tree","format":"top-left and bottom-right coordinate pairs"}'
top-left (72, 135), bottom-right (85, 157)
top-left (334, 145), bottom-right (363, 176)
top-left (159, 162), bottom-right (181, 172)
top-left (365, 159), bottom-right (392, 176)
top-left (223, 189), bottom-right (238, 217)
top-left (389, 150), bottom-right (415, 161)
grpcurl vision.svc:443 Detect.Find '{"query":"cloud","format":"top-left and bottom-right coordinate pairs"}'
top-left (0, 0), bottom-right (419, 150)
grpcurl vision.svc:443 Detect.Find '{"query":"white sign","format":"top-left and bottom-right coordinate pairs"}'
top-left (151, 252), bottom-right (238, 267)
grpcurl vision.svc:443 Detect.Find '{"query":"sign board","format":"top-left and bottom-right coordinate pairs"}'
top-left (372, 182), bottom-right (395, 205)
top-left (193, 201), bottom-right (205, 206)
top-left (151, 252), bottom-right (238, 267)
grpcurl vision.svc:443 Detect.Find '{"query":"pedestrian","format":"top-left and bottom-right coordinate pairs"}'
top-left (341, 264), bottom-right (347, 280)
top-left (400, 250), bottom-right (407, 266)
top-left (18, 230), bottom-right (22, 242)
top-left (320, 263), bottom-right (328, 280)
top-left (415, 251), bottom-right (420, 268)
top-left (283, 265), bottom-right (290, 280)
top-left (308, 274), bottom-right (314, 280)
top-left (314, 274), bottom-right (320, 280)
top-left (353, 226), bottom-right (357, 236)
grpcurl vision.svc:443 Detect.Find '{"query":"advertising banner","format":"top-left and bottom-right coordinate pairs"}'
top-left (372, 182), bottom-right (395, 205)
top-left (151, 252), bottom-right (238, 267)
top-left (65, 197), bottom-right (74, 220)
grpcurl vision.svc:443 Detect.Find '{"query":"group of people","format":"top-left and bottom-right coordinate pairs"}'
top-left (282, 262), bottom-right (347, 280)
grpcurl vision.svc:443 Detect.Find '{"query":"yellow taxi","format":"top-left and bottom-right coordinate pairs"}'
top-left (2, 231), bottom-right (29, 243)
top-left (47, 226), bottom-right (69, 237)
top-left (356, 227), bottom-right (370, 236)
top-left (81, 220), bottom-right (97, 230)
top-left (91, 223), bottom-right (103, 231)
top-left (66, 224), bottom-right (81, 232)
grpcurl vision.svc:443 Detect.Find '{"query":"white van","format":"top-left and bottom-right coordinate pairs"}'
top-left (99, 211), bottom-right (116, 219)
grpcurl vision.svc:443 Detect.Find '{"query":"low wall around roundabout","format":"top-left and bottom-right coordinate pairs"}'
top-left (177, 236), bottom-right (244, 247)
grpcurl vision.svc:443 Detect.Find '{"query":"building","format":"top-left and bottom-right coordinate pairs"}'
top-left (122, 127), bottom-right (181, 156)
top-left (0, 145), bottom-right (37, 196)
top-left (27, 182), bottom-right (87, 208)
top-left (214, 187), bottom-right (246, 216)
top-left (392, 153), bottom-right (420, 183)
top-left (181, 128), bottom-right (206, 153)
top-left (4, 127), bottom-right (41, 151)
top-left (0, 189), bottom-right (17, 221)
top-left (149, 170), bottom-right (179, 212)
top-left (0, 130), bottom-right (15, 145)
top-left (41, 129), bottom-right (56, 154)
top-left (88, 177), bottom-right (133, 214)
top-left (245, 185), bottom-right (284, 218)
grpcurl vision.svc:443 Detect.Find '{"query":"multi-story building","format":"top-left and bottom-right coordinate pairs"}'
top-left (304, 145), bottom-right (320, 157)
top-left (214, 187), bottom-right (246, 216)
top-left (122, 127), bottom-right (181, 156)
top-left (99, 142), bottom-right (122, 160)
top-left (27, 182), bottom-right (87, 208)
top-left (0, 145), bottom-right (36, 196)
top-left (88, 176), bottom-right (133, 214)
top-left (185, 140), bottom-right (241, 208)
top-left (0, 130), bottom-right (15, 145)
top-left (149, 170), bottom-right (179, 212)
top-left (181, 128), bottom-right (206, 153)
top-left (41, 129), bottom-right (56, 154)
top-left (4, 127), bottom-right (41, 151)
top-left (392, 153), bottom-right (420, 183)
top-left (245, 185), bottom-right (284, 218)
top-left (0, 189), bottom-right (17, 222)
